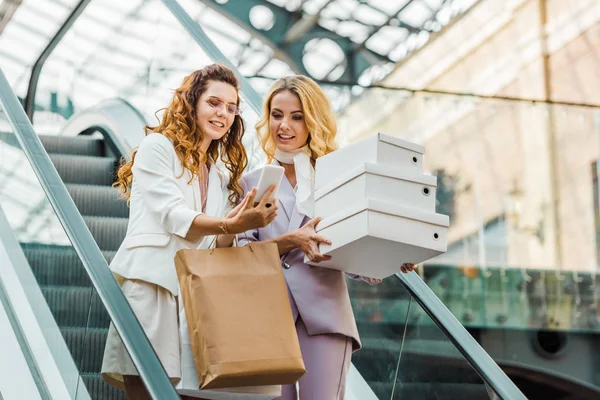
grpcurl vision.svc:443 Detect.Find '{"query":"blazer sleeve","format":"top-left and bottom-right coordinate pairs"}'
top-left (237, 176), bottom-right (260, 246)
top-left (132, 135), bottom-right (201, 238)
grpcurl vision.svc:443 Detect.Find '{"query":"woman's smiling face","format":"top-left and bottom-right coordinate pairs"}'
top-left (196, 80), bottom-right (238, 150)
top-left (269, 90), bottom-right (309, 152)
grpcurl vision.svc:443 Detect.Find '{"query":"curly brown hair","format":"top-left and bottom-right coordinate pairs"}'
top-left (114, 64), bottom-right (248, 206)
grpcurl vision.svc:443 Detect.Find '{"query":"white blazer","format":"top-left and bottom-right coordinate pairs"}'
top-left (109, 133), bottom-right (232, 295)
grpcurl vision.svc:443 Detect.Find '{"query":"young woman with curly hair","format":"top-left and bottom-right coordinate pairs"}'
top-left (239, 75), bottom-right (416, 399)
top-left (101, 64), bottom-right (277, 400)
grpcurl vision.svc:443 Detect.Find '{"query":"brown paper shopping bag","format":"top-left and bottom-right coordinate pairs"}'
top-left (174, 241), bottom-right (306, 390)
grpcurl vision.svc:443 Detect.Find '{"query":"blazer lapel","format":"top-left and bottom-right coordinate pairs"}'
top-left (288, 200), bottom-right (306, 231)
top-left (205, 164), bottom-right (223, 217)
top-left (275, 161), bottom-right (294, 223)
top-left (272, 161), bottom-right (308, 231)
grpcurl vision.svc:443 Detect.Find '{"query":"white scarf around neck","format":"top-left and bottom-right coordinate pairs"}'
top-left (273, 146), bottom-right (314, 218)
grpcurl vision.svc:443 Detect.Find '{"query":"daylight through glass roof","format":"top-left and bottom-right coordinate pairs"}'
top-left (0, 0), bottom-right (475, 99)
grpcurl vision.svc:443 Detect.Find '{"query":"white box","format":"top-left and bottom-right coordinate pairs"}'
top-left (314, 163), bottom-right (437, 218)
top-left (304, 199), bottom-right (449, 279)
top-left (315, 133), bottom-right (425, 189)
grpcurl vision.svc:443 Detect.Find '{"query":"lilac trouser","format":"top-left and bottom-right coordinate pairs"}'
top-left (278, 293), bottom-right (353, 400)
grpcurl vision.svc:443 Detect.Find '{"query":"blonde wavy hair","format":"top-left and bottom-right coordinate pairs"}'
top-left (256, 75), bottom-right (338, 163)
top-left (114, 64), bottom-right (247, 205)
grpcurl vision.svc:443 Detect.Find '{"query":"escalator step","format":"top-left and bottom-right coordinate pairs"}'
top-left (21, 242), bottom-right (115, 287)
top-left (39, 135), bottom-right (107, 157)
top-left (81, 373), bottom-right (125, 400)
top-left (50, 154), bottom-right (116, 186)
top-left (40, 286), bottom-right (111, 329)
top-left (67, 184), bottom-right (129, 218)
top-left (83, 216), bottom-right (128, 252)
top-left (61, 327), bottom-right (108, 373)
top-left (0, 132), bottom-right (106, 157)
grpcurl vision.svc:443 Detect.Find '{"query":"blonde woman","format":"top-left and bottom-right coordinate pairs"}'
top-left (239, 75), bottom-right (416, 399)
top-left (101, 64), bottom-right (277, 400)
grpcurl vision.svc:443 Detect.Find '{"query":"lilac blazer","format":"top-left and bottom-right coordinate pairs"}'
top-left (238, 166), bottom-right (361, 351)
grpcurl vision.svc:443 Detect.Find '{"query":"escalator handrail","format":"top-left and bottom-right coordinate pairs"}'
top-left (0, 68), bottom-right (180, 400)
top-left (395, 271), bottom-right (527, 399)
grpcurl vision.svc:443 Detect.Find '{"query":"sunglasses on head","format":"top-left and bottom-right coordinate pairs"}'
top-left (206, 97), bottom-right (242, 115)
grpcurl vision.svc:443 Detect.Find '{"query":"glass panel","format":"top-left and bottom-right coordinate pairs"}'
top-left (348, 277), bottom-right (406, 398)
top-left (348, 275), bottom-right (491, 399)
top-left (395, 292), bottom-right (491, 400)
top-left (423, 264), bottom-right (600, 331)
top-left (423, 264), bottom-right (600, 396)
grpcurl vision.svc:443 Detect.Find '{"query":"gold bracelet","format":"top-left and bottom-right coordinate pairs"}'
top-left (218, 217), bottom-right (229, 235)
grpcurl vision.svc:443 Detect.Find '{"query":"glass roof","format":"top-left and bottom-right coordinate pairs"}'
top-left (0, 0), bottom-right (475, 102)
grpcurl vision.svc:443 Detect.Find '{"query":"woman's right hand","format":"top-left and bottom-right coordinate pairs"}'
top-left (228, 186), bottom-right (278, 233)
top-left (292, 217), bottom-right (332, 263)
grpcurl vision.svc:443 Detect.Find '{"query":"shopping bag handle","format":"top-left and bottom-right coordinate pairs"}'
top-left (208, 232), bottom-right (252, 254)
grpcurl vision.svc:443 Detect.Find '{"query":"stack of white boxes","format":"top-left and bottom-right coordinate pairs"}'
top-left (304, 133), bottom-right (449, 279)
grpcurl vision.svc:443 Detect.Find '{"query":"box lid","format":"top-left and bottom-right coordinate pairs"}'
top-left (316, 198), bottom-right (450, 231)
top-left (314, 163), bottom-right (437, 201)
top-left (377, 133), bottom-right (425, 154)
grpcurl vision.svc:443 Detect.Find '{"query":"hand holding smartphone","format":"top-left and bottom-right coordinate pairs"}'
top-left (254, 165), bottom-right (284, 207)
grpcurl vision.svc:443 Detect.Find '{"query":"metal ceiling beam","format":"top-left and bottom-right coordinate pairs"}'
top-left (283, 0), bottom-right (334, 43)
top-left (197, 0), bottom-right (391, 83)
top-left (0, 0), bottom-right (22, 35)
top-left (321, 0), bottom-right (440, 80)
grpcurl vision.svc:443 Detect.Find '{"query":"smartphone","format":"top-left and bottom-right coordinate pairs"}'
top-left (254, 165), bottom-right (284, 207)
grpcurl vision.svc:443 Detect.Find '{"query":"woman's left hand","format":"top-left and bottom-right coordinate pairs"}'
top-left (401, 263), bottom-right (417, 273)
